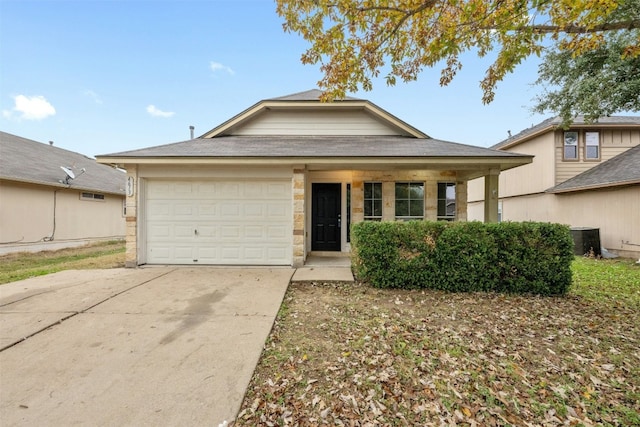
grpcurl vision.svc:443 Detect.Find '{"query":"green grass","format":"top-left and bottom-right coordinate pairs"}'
top-left (570, 256), bottom-right (640, 307)
top-left (0, 240), bottom-right (125, 285)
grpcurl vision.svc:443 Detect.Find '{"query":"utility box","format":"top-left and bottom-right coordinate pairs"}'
top-left (570, 227), bottom-right (601, 257)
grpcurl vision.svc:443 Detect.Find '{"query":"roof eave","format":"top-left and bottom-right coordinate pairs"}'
top-left (96, 155), bottom-right (532, 171)
top-left (1, 176), bottom-right (125, 196)
top-left (546, 179), bottom-right (640, 194)
top-left (497, 121), bottom-right (640, 151)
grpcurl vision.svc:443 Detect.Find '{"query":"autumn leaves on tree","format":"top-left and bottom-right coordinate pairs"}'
top-left (276, 0), bottom-right (640, 123)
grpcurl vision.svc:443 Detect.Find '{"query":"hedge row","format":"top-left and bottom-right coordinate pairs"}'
top-left (350, 221), bottom-right (574, 295)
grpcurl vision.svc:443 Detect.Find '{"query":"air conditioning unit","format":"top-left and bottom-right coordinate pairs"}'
top-left (570, 227), bottom-right (601, 257)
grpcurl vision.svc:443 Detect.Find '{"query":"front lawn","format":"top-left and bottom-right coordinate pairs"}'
top-left (0, 240), bottom-right (125, 285)
top-left (235, 257), bottom-right (640, 426)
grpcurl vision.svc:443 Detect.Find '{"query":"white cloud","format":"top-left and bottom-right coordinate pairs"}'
top-left (2, 95), bottom-right (56, 120)
top-left (146, 105), bottom-right (175, 118)
top-left (83, 90), bottom-right (103, 104)
top-left (210, 61), bottom-right (235, 75)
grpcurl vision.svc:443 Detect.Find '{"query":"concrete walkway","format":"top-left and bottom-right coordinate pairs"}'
top-left (0, 267), bottom-right (292, 426)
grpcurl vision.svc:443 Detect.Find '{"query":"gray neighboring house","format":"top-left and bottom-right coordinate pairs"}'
top-left (0, 131), bottom-right (126, 253)
top-left (468, 116), bottom-right (640, 257)
top-left (97, 89), bottom-right (532, 267)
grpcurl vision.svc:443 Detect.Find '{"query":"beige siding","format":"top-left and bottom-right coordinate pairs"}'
top-left (234, 109), bottom-right (406, 136)
top-left (500, 133), bottom-right (556, 196)
top-left (497, 187), bottom-right (640, 257)
top-left (0, 180), bottom-right (125, 244)
top-left (555, 129), bottom-right (640, 185)
top-left (467, 132), bottom-right (555, 204)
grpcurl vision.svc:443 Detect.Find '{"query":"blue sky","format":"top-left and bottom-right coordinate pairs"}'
top-left (2, 0), bottom-right (558, 157)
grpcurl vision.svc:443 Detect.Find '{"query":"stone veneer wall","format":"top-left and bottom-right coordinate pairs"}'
top-left (350, 170), bottom-right (467, 223)
top-left (125, 165), bottom-right (138, 268)
top-left (292, 168), bottom-right (306, 267)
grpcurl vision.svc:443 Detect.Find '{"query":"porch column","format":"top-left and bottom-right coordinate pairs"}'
top-left (484, 169), bottom-right (500, 223)
top-left (456, 180), bottom-right (468, 221)
top-left (125, 164), bottom-right (138, 268)
top-left (292, 168), bottom-right (306, 267)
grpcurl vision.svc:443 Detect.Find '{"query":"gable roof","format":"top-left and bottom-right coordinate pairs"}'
top-left (96, 89), bottom-right (534, 176)
top-left (199, 89), bottom-right (429, 139)
top-left (0, 131), bottom-right (125, 195)
top-left (493, 116), bottom-right (640, 150)
top-left (547, 144), bottom-right (640, 193)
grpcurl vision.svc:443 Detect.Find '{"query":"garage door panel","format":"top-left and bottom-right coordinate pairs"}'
top-left (197, 203), bottom-right (218, 219)
top-left (267, 204), bottom-right (288, 218)
top-left (146, 201), bottom-right (172, 220)
top-left (146, 179), bottom-right (292, 265)
top-left (174, 246), bottom-right (196, 263)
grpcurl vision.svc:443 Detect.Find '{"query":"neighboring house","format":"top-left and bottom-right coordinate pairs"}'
top-left (0, 131), bottom-right (126, 253)
top-left (467, 117), bottom-right (640, 258)
top-left (96, 89), bottom-right (532, 267)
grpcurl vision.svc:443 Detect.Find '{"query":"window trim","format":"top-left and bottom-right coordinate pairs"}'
top-left (584, 131), bottom-right (601, 161)
top-left (437, 182), bottom-right (457, 222)
top-left (363, 182), bottom-right (383, 221)
top-left (563, 131), bottom-right (579, 161)
top-left (394, 182), bottom-right (424, 221)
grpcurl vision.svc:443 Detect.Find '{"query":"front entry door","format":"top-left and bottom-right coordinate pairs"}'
top-left (312, 183), bottom-right (341, 251)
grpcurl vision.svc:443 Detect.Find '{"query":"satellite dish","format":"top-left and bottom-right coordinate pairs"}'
top-left (61, 166), bottom-right (75, 179)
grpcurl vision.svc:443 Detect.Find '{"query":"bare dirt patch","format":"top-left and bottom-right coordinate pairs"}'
top-left (235, 273), bottom-right (639, 426)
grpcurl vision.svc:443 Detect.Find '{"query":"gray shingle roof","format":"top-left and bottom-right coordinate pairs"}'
top-left (1, 131), bottom-right (125, 195)
top-left (493, 116), bottom-right (640, 150)
top-left (99, 135), bottom-right (529, 159)
top-left (547, 144), bottom-right (640, 193)
top-left (267, 89), bottom-right (363, 101)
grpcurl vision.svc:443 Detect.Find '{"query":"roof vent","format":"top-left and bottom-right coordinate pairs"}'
top-left (189, 125), bottom-right (195, 139)
top-left (49, 141), bottom-right (54, 146)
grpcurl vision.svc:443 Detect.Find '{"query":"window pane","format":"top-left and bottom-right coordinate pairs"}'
top-left (410, 200), bottom-right (424, 217)
top-left (395, 200), bottom-right (408, 216)
top-left (373, 200), bottom-right (382, 217)
top-left (586, 146), bottom-right (599, 159)
top-left (395, 183), bottom-right (408, 199)
top-left (438, 199), bottom-right (447, 216)
top-left (410, 184), bottom-right (424, 200)
top-left (564, 146), bottom-right (577, 159)
top-left (373, 183), bottom-right (382, 198)
top-left (364, 200), bottom-right (372, 217)
top-left (364, 183), bottom-right (372, 199)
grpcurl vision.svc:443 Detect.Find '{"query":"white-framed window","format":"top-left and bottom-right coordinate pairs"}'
top-left (563, 131), bottom-right (578, 160)
top-left (437, 182), bottom-right (456, 221)
top-left (585, 131), bottom-right (600, 160)
top-left (80, 192), bottom-right (105, 201)
top-left (395, 182), bottom-right (424, 221)
top-left (364, 182), bottom-right (383, 221)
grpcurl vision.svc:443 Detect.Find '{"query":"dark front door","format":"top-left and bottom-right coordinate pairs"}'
top-left (312, 183), bottom-right (341, 251)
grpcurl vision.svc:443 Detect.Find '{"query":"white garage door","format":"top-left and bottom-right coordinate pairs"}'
top-left (145, 180), bottom-right (292, 265)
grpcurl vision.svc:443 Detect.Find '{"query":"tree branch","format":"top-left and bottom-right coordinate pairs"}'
top-left (528, 20), bottom-right (640, 34)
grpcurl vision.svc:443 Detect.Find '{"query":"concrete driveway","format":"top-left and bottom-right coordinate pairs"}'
top-left (0, 267), bottom-right (293, 426)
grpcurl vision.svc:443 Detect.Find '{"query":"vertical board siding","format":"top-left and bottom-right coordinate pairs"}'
top-left (556, 129), bottom-right (640, 185)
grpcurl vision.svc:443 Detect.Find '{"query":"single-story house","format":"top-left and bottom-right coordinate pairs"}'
top-left (467, 117), bottom-right (640, 258)
top-left (0, 131), bottom-right (126, 253)
top-left (96, 89), bottom-right (532, 267)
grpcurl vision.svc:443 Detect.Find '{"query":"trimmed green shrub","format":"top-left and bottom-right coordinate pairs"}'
top-left (351, 221), bottom-right (574, 295)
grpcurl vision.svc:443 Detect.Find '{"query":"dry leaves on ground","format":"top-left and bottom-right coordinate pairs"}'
top-left (235, 279), bottom-right (639, 426)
